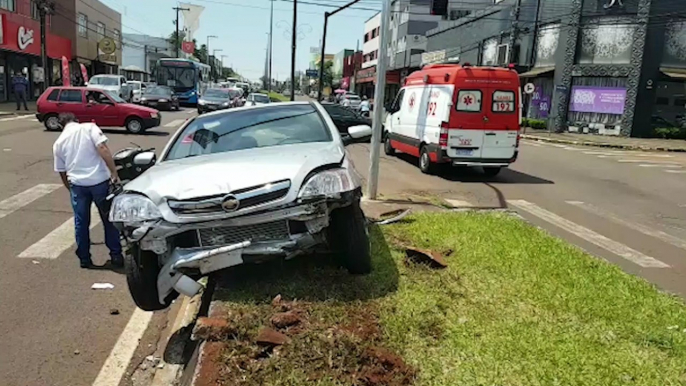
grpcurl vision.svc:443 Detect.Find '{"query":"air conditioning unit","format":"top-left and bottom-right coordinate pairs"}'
top-left (496, 44), bottom-right (509, 65)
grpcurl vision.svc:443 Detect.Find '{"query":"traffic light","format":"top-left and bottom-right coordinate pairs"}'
top-left (431, 0), bottom-right (448, 16)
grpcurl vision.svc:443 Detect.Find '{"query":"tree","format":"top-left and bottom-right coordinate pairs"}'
top-left (194, 44), bottom-right (207, 63)
top-left (221, 67), bottom-right (237, 79)
top-left (322, 61), bottom-right (334, 88)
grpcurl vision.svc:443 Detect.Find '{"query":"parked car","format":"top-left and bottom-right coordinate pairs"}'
top-left (246, 93), bottom-right (271, 106)
top-left (235, 82), bottom-right (251, 96)
top-left (128, 81), bottom-right (145, 103)
top-left (341, 93), bottom-right (362, 110)
top-left (109, 102), bottom-right (373, 311)
top-left (87, 74), bottom-right (132, 102)
top-left (36, 87), bottom-right (161, 134)
top-left (321, 102), bottom-right (372, 141)
top-left (197, 88), bottom-right (237, 114)
top-left (140, 86), bottom-right (180, 111)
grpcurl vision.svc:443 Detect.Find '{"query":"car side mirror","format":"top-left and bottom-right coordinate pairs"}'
top-left (133, 151), bottom-right (156, 166)
top-left (347, 125), bottom-right (372, 143)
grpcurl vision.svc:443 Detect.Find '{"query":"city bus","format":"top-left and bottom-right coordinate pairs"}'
top-left (155, 58), bottom-right (211, 105)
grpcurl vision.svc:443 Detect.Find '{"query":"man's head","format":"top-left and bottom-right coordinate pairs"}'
top-left (58, 113), bottom-right (77, 127)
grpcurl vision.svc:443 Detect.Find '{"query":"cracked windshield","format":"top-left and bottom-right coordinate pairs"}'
top-left (4, 0), bottom-right (686, 385)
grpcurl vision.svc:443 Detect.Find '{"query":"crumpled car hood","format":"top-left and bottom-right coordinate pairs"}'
top-left (125, 141), bottom-right (345, 203)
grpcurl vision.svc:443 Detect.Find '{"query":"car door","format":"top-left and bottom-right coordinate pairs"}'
top-left (85, 90), bottom-right (119, 126)
top-left (386, 89), bottom-right (405, 138)
top-left (447, 88), bottom-right (485, 159)
top-left (56, 89), bottom-right (87, 121)
top-left (325, 104), bottom-right (363, 135)
top-left (481, 86), bottom-right (518, 160)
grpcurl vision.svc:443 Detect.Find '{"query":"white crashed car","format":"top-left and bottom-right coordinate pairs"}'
top-left (109, 102), bottom-right (373, 311)
top-left (246, 93), bottom-right (271, 106)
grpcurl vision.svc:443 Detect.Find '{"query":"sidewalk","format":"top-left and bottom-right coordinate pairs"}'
top-left (522, 129), bottom-right (686, 152)
top-left (0, 100), bottom-right (36, 116)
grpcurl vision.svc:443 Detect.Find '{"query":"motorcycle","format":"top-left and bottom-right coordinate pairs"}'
top-left (105, 144), bottom-right (156, 207)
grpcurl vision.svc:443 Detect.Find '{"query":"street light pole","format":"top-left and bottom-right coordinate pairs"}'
top-left (36, 0), bottom-right (54, 90)
top-left (173, 6), bottom-right (190, 58)
top-left (268, 0), bottom-right (274, 93)
top-left (220, 54), bottom-right (227, 79)
top-left (317, 0), bottom-right (362, 101)
top-left (290, 0), bottom-right (297, 101)
top-left (366, 0), bottom-right (391, 199)
top-left (212, 49), bottom-right (223, 82)
top-left (206, 35), bottom-right (217, 64)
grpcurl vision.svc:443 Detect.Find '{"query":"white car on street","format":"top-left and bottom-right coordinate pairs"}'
top-left (341, 93), bottom-right (362, 110)
top-left (87, 74), bottom-right (133, 102)
top-left (246, 93), bottom-right (271, 106)
top-left (109, 102), bottom-right (373, 311)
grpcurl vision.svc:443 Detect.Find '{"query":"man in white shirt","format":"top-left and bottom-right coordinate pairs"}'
top-left (53, 113), bottom-right (123, 268)
top-left (341, 97), bottom-right (351, 108)
top-left (359, 96), bottom-right (370, 117)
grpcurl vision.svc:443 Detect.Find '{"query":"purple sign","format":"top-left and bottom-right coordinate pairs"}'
top-left (531, 86), bottom-right (543, 102)
top-left (538, 96), bottom-right (550, 118)
top-left (568, 86), bottom-right (626, 115)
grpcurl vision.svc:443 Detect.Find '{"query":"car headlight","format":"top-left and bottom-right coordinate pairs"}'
top-left (109, 194), bottom-right (162, 223)
top-left (141, 97), bottom-right (147, 102)
top-left (198, 99), bottom-right (206, 105)
top-left (222, 101), bottom-right (230, 106)
top-left (158, 99), bottom-right (168, 102)
top-left (298, 168), bottom-right (354, 198)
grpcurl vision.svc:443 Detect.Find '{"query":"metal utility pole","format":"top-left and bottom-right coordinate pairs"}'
top-left (366, 0), bottom-right (391, 199)
top-left (173, 6), bottom-right (190, 58)
top-left (317, 0), bottom-right (362, 101)
top-left (268, 0), bottom-right (274, 93)
top-left (213, 49), bottom-right (223, 82)
top-left (290, 0), bottom-right (297, 101)
top-left (36, 0), bottom-right (54, 90)
top-left (508, 0), bottom-right (522, 64)
top-left (206, 35), bottom-right (217, 64)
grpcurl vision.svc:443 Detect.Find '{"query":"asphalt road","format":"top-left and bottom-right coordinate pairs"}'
top-left (347, 140), bottom-right (686, 297)
top-left (0, 108), bottom-right (196, 386)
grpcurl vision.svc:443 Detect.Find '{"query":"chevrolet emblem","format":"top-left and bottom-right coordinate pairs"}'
top-left (221, 195), bottom-right (240, 212)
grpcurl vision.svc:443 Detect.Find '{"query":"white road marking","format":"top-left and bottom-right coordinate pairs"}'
top-left (0, 115), bottom-right (34, 122)
top-left (507, 199), bottom-right (669, 268)
top-left (523, 141), bottom-right (542, 147)
top-left (584, 151), bottom-right (620, 156)
top-left (665, 169), bottom-right (686, 174)
top-left (18, 206), bottom-right (100, 259)
top-left (163, 119), bottom-right (185, 127)
top-left (630, 153), bottom-right (674, 158)
top-left (0, 184), bottom-right (61, 219)
top-left (92, 308), bottom-right (154, 386)
top-left (617, 159), bottom-right (644, 163)
top-left (562, 146), bottom-right (583, 151)
top-left (445, 199), bottom-right (474, 207)
top-left (566, 200), bottom-right (686, 252)
top-left (638, 164), bottom-right (682, 168)
top-left (618, 159), bottom-right (678, 165)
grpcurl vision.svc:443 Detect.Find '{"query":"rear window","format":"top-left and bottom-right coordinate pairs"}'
top-left (492, 90), bottom-right (515, 113)
top-left (456, 90), bottom-right (482, 112)
top-left (58, 90), bottom-right (83, 103)
top-left (46, 89), bottom-right (60, 101)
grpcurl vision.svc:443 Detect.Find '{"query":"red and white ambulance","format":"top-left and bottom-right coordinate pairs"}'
top-left (383, 63), bottom-right (521, 176)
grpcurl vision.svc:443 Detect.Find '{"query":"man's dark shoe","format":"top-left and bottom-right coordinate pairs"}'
top-left (111, 256), bottom-right (124, 267)
top-left (80, 260), bottom-right (93, 268)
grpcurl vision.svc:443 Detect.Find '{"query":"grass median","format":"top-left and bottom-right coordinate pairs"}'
top-left (207, 211), bottom-right (686, 385)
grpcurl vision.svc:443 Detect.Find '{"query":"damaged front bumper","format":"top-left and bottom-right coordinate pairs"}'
top-left (120, 195), bottom-right (356, 304)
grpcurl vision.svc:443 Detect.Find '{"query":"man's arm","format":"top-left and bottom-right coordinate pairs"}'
top-left (59, 172), bottom-right (70, 190)
top-left (96, 143), bottom-right (120, 183)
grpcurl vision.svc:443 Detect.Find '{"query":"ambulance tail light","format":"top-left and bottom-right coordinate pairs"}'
top-left (439, 125), bottom-right (449, 149)
top-left (516, 132), bottom-right (521, 148)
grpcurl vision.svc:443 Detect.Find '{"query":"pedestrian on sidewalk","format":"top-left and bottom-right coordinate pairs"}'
top-left (52, 113), bottom-right (123, 268)
top-left (12, 71), bottom-right (29, 111)
top-left (360, 96), bottom-right (370, 117)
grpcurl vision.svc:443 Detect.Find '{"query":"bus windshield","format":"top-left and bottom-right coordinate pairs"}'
top-left (156, 65), bottom-right (196, 92)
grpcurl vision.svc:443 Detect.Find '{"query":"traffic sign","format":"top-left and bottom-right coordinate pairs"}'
top-left (524, 82), bottom-right (535, 95)
top-left (305, 69), bottom-right (318, 78)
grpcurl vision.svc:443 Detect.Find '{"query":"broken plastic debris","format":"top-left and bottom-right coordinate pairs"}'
top-left (404, 247), bottom-right (448, 268)
top-left (376, 209), bottom-right (411, 225)
top-left (32, 260), bottom-right (40, 264)
top-left (91, 283), bottom-right (114, 290)
top-left (3, 148), bottom-right (11, 152)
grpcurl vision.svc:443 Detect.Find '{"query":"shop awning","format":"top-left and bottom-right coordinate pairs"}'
top-left (660, 67), bottom-right (686, 79)
top-left (122, 65), bottom-right (147, 73)
top-left (518, 66), bottom-right (554, 78)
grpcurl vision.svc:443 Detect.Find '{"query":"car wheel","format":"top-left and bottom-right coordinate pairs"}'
top-left (125, 245), bottom-right (176, 311)
top-left (383, 133), bottom-right (395, 156)
top-left (328, 199), bottom-right (371, 274)
top-left (419, 145), bottom-right (435, 174)
top-left (483, 166), bottom-right (502, 177)
top-left (44, 114), bottom-right (60, 131)
top-left (125, 117), bottom-right (144, 134)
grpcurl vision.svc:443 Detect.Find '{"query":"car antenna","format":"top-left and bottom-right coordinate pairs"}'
top-left (130, 142), bottom-right (141, 148)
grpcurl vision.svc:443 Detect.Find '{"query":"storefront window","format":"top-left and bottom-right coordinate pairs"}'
top-left (534, 24), bottom-right (560, 67)
top-left (0, 0), bottom-right (15, 12)
top-left (97, 22), bottom-right (105, 39)
top-left (577, 18), bottom-right (635, 65)
top-left (78, 13), bottom-right (88, 38)
top-left (567, 77), bottom-right (627, 134)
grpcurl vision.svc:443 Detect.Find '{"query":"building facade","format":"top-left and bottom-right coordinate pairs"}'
top-left (424, 0), bottom-right (686, 138)
top-left (121, 33), bottom-right (173, 82)
top-left (75, 0), bottom-right (121, 77)
top-left (332, 49), bottom-right (353, 88)
top-left (0, 0), bottom-right (73, 101)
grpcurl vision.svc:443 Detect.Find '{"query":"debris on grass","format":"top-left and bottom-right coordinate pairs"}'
top-left (270, 311), bottom-right (301, 328)
top-left (404, 247), bottom-right (448, 268)
top-left (255, 327), bottom-right (289, 346)
top-left (359, 346), bottom-right (417, 386)
top-left (193, 317), bottom-right (237, 341)
top-left (375, 209), bottom-right (411, 225)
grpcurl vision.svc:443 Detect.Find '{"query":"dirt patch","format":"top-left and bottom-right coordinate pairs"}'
top-left (204, 297), bottom-right (416, 385)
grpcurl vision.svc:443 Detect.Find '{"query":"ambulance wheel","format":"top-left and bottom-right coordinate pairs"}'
top-left (384, 133), bottom-right (395, 156)
top-left (483, 166), bottom-right (502, 177)
top-left (419, 146), bottom-right (435, 174)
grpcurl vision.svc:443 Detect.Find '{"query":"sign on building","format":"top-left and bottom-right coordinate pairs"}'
top-left (306, 69), bottom-right (318, 78)
top-left (421, 50), bottom-right (446, 66)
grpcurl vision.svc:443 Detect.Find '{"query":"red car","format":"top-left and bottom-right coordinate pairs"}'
top-left (36, 87), bottom-right (161, 134)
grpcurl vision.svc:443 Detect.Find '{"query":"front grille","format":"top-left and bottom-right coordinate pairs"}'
top-left (198, 220), bottom-right (290, 247)
top-left (168, 180), bottom-right (291, 216)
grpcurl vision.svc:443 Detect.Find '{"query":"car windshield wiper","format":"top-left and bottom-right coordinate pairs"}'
top-left (217, 111), bottom-right (317, 139)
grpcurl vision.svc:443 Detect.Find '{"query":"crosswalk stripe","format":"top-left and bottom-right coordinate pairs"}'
top-left (163, 119), bottom-right (186, 127)
top-left (508, 199), bottom-right (669, 268)
top-left (0, 184), bottom-right (62, 219)
top-left (18, 206), bottom-right (101, 259)
top-left (665, 170), bottom-right (686, 174)
top-left (638, 164), bottom-right (681, 168)
top-left (566, 200), bottom-right (686, 252)
top-left (0, 115), bottom-right (34, 122)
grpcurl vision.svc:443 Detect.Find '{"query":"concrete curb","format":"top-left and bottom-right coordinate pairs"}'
top-left (187, 293), bottom-right (231, 386)
top-left (521, 134), bottom-right (686, 153)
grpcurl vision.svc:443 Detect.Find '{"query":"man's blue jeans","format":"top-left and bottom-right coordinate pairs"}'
top-left (70, 180), bottom-right (122, 263)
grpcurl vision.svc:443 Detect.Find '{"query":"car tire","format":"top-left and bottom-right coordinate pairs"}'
top-left (329, 199), bottom-right (371, 274)
top-left (125, 245), bottom-right (176, 311)
top-left (125, 117), bottom-right (144, 134)
top-left (483, 166), bottom-right (502, 177)
top-left (383, 133), bottom-right (395, 156)
top-left (419, 145), bottom-right (435, 174)
top-left (44, 114), bottom-right (60, 131)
